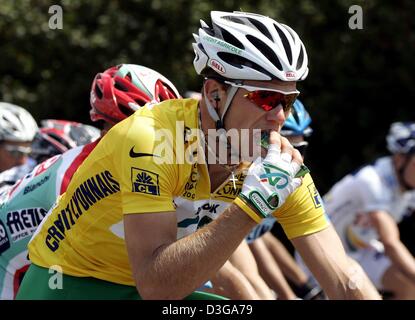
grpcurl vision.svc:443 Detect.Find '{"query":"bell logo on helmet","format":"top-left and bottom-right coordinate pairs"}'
top-left (285, 71), bottom-right (296, 79)
top-left (209, 59), bottom-right (226, 74)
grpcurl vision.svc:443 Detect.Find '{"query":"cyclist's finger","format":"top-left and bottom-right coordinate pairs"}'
top-left (268, 130), bottom-right (281, 150)
top-left (291, 147), bottom-right (303, 166)
top-left (280, 136), bottom-right (295, 159)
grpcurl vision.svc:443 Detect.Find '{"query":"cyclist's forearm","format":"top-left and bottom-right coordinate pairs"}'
top-left (263, 233), bottom-right (308, 285)
top-left (293, 227), bottom-right (381, 300)
top-left (210, 261), bottom-right (260, 299)
top-left (341, 258), bottom-right (382, 300)
top-left (318, 256), bottom-right (381, 300)
top-left (384, 242), bottom-right (415, 281)
top-left (137, 204), bottom-right (256, 299)
top-left (250, 239), bottom-right (296, 299)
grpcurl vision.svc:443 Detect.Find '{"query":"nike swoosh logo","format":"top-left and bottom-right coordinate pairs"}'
top-left (129, 147), bottom-right (159, 158)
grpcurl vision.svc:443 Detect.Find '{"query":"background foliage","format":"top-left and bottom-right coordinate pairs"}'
top-left (1, 0), bottom-right (414, 193)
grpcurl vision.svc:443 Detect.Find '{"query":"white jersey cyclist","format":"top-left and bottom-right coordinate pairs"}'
top-left (296, 156), bottom-right (415, 288)
top-left (326, 156), bottom-right (415, 253)
top-left (297, 121), bottom-right (415, 292)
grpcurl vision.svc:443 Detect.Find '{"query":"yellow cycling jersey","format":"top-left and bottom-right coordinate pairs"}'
top-left (28, 98), bottom-right (329, 286)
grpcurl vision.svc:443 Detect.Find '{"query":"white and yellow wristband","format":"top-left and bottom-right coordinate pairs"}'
top-left (234, 196), bottom-right (264, 224)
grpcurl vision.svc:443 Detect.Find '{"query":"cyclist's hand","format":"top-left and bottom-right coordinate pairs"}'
top-left (236, 131), bottom-right (308, 221)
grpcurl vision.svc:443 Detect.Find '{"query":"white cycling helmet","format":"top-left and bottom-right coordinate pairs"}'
top-left (386, 122), bottom-right (415, 155)
top-left (193, 11), bottom-right (309, 81)
top-left (0, 102), bottom-right (38, 142)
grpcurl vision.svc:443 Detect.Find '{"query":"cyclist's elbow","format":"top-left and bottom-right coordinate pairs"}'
top-left (136, 277), bottom-right (185, 300)
top-left (137, 284), bottom-right (166, 300)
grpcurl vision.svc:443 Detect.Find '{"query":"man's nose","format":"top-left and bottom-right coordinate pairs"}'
top-left (265, 104), bottom-right (286, 125)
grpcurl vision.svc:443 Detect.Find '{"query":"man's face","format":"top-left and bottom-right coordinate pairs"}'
top-left (402, 154), bottom-right (415, 189)
top-left (0, 141), bottom-right (32, 172)
top-left (222, 79), bottom-right (297, 160)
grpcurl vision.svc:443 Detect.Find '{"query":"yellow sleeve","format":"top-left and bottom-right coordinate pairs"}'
top-left (113, 115), bottom-right (178, 214)
top-left (273, 173), bottom-right (329, 239)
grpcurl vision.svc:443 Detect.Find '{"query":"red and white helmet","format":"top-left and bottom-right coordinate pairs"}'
top-left (31, 120), bottom-right (100, 162)
top-left (193, 11), bottom-right (308, 81)
top-left (90, 64), bottom-right (181, 124)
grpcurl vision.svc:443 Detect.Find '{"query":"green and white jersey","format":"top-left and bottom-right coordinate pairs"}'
top-left (0, 141), bottom-right (98, 299)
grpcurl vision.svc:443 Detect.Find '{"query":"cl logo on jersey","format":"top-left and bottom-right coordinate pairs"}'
top-left (307, 183), bottom-right (322, 209)
top-left (131, 167), bottom-right (160, 196)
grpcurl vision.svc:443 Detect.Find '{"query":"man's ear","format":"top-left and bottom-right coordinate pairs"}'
top-left (211, 90), bottom-right (220, 102)
top-left (203, 79), bottom-right (224, 107)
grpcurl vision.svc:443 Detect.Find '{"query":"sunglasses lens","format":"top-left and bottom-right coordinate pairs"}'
top-left (245, 91), bottom-right (298, 112)
top-left (10, 151), bottom-right (24, 158)
top-left (3, 145), bottom-right (31, 158)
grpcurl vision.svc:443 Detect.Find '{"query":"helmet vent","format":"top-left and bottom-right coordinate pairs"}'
top-left (222, 15), bottom-right (245, 25)
top-left (94, 84), bottom-right (103, 99)
top-left (160, 83), bottom-right (178, 100)
top-left (273, 24), bottom-right (292, 64)
top-left (197, 43), bottom-right (207, 56)
top-left (220, 27), bottom-right (244, 50)
top-left (118, 103), bottom-right (135, 117)
top-left (247, 18), bottom-right (273, 41)
top-left (217, 52), bottom-right (274, 78)
top-left (246, 35), bottom-right (283, 71)
top-left (114, 81), bottom-right (128, 92)
top-left (202, 25), bottom-right (215, 37)
top-left (296, 46), bottom-right (304, 70)
top-left (48, 132), bottom-right (70, 148)
top-left (134, 99), bottom-right (147, 107)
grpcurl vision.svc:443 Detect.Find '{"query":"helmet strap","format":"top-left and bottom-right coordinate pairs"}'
top-left (203, 86), bottom-right (221, 128)
top-left (220, 85), bottom-right (239, 128)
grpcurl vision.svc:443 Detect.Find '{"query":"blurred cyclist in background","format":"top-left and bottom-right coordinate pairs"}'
top-left (33, 119), bottom-right (100, 163)
top-left (1, 64), bottom-right (180, 299)
top-left (0, 119), bottom-right (100, 194)
top-left (0, 102), bottom-right (38, 173)
top-left (297, 121), bottom-right (415, 299)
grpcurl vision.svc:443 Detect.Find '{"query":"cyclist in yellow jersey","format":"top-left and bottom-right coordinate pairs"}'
top-left (20, 11), bottom-right (380, 300)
